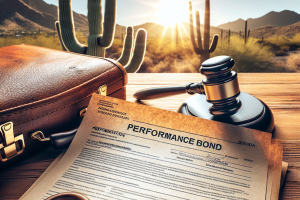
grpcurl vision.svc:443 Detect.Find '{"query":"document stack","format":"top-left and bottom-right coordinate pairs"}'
top-left (21, 94), bottom-right (287, 200)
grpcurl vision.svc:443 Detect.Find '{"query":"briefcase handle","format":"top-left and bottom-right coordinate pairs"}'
top-left (31, 129), bottom-right (78, 150)
top-left (30, 86), bottom-right (107, 150)
top-left (30, 107), bottom-right (88, 149)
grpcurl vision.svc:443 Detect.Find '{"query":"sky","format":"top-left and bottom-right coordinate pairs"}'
top-left (44, 0), bottom-right (300, 27)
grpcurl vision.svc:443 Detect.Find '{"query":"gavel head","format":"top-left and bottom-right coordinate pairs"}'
top-left (179, 55), bottom-right (274, 133)
top-left (200, 56), bottom-right (241, 116)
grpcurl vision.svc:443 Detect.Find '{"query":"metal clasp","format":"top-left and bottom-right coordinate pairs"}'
top-left (0, 122), bottom-right (25, 162)
top-left (30, 131), bottom-right (50, 142)
top-left (97, 84), bottom-right (107, 96)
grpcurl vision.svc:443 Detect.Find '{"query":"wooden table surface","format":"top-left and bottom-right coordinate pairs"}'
top-left (0, 73), bottom-right (299, 199)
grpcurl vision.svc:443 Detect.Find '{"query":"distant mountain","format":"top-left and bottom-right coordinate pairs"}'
top-left (217, 10), bottom-right (300, 32)
top-left (251, 21), bottom-right (300, 38)
top-left (0, 0), bottom-right (224, 39)
top-left (0, 0), bottom-right (88, 31)
top-left (133, 22), bottom-right (222, 39)
top-left (134, 23), bottom-right (166, 38)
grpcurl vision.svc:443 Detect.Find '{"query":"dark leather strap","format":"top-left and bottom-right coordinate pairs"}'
top-left (50, 129), bottom-right (78, 150)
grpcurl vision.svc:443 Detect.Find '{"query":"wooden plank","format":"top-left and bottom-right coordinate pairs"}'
top-left (0, 148), bottom-right (63, 199)
top-left (0, 178), bottom-right (37, 199)
top-left (0, 73), bottom-right (299, 200)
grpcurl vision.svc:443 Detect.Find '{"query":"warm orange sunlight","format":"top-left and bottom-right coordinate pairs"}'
top-left (157, 0), bottom-right (189, 28)
top-left (156, 0), bottom-right (189, 41)
top-left (136, 0), bottom-right (190, 40)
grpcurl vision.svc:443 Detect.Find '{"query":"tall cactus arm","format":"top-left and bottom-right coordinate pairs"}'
top-left (195, 11), bottom-right (203, 53)
top-left (98, 0), bottom-right (116, 47)
top-left (58, 0), bottom-right (87, 54)
top-left (87, 0), bottom-right (102, 36)
top-left (117, 26), bottom-right (133, 66)
top-left (203, 0), bottom-right (210, 50)
top-left (124, 29), bottom-right (147, 73)
top-left (189, 2), bottom-right (201, 54)
top-left (55, 21), bottom-right (67, 51)
top-left (87, 0), bottom-right (103, 56)
top-left (209, 34), bottom-right (218, 53)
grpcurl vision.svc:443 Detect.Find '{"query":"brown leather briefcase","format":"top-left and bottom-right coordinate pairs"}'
top-left (0, 45), bottom-right (127, 170)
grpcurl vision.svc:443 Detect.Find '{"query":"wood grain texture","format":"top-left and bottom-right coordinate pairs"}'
top-left (0, 73), bottom-right (299, 200)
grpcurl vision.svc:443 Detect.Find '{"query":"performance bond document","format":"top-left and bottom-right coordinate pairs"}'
top-left (22, 94), bottom-right (272, 200)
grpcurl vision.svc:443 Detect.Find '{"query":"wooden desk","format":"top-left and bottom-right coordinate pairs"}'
top-left (0, 73), bottom-right (299, 199)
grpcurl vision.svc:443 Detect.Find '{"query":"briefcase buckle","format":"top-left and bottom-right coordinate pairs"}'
top-left (98, 84), bottom-right (107, 96)
top-left (0, 122), bottom-right (25, 162)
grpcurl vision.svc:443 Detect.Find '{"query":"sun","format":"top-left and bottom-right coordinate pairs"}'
top-left (157, 0), bottom-right (189, 28)
top-left (133, 0), bottom-right (190, 41)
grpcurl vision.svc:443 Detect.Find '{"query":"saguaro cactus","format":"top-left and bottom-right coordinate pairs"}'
top-left (245, 20), bottom-right (248, 44)
top-left (55, 0), bottom-right (147, 73)
top-left (189, 1), bottom-right (218, 66)
top-left (220, 29), bottom-right (223, 41)
top-left (228, 29), bottom-right (230, 45)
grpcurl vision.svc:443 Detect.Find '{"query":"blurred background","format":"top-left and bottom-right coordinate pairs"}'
top-left (1, 0), bottom-right (300, 73)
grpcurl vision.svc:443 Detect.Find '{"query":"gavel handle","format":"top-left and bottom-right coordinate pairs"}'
top-left (133, 82), bottom-right (205, 100)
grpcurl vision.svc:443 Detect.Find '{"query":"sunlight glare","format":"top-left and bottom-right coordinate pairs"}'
top-left (158, 0), bottom-right (189, 28)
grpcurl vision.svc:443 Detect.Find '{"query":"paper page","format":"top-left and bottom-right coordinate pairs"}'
top-left (23, 94), bottom-right (272, 200)
top-left (23, 146), bottom-right (285, 200)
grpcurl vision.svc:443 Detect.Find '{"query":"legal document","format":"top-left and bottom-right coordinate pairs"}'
top-left (22, 94), bottom-right (282, 200)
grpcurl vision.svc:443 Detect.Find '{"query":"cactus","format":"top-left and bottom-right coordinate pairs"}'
top-left (220, 29), bottom-right (223, 41)
top-left (228, 29), bottom-right (230, 45)
top-left (244, 20), bottom-right (251, 44)
top-left (55, 21), bottom-right (67, 51)
top-left (245, 20), bottom-right (247, 44)
top-left (189, 1), bottom-right (218, 66)
top-left (56, 0), bottom-right (147, 73)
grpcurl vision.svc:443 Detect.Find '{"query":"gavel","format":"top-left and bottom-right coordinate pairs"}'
top-left (134, 56), bottom-right (274, 133)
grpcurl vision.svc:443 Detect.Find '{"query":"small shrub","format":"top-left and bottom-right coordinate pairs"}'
top-left (0, 34), bottom-right (62, 50)
top-left (263, 33), bottom-right (300, 52)
top-left (106, 38), bottom-right (123, 59)
top-left (75, 31), bottom-right (88, 45)
top-left (211, 36), bottom-right (278, 72)
top-left (286, 53), bottom-right (300, 72)
top-left (137, 38), bottom-right (199, 73)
